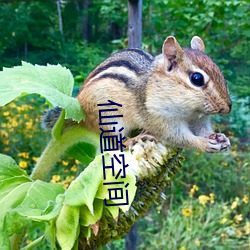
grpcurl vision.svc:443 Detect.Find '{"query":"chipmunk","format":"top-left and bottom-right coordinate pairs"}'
top-left (44, 36), bottom-right (232, 153)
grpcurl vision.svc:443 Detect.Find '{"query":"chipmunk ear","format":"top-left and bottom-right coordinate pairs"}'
top-left (191, 36), bottom-right (205, 52)
top-left (162, 36), bottom-right (184, 63)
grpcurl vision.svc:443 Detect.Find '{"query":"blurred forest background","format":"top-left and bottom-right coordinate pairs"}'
top-left (0, 0), bottom-right (249, 249)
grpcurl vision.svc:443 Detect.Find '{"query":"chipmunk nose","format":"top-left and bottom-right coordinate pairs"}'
top-left (219, 101), bottom-right (232, 114)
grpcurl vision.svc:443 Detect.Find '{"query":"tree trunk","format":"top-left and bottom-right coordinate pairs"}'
top-left (126, 2), bottom-right (143, 247)
top-left (56, 0), bottom-right (63, 36)
top-left (82, 0), bottom-right (89, 41)
top-left (125, 224), bottom-right (137, 250)
top-left (128, 0), bottom-right (142, 48)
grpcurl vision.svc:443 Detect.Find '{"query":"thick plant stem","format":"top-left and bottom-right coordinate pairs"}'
top-left (30, 126), bottom-right (100, 181)
top-left (10, 233), bottom-right (24, 250)
top-left (11, 126), bottom-right (99, 249)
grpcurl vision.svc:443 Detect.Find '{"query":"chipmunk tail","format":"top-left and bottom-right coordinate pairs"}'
top-left (41, 106), bottom-right (62, 130)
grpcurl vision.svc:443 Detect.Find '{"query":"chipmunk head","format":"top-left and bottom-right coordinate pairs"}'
top-left (157, 36), bottom-right (232, 115)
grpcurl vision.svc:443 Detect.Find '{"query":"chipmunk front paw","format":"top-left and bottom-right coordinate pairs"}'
top-left (206, 133), bottom-right (230, 152)
top-left (127, 134), bottom-right (156, 152)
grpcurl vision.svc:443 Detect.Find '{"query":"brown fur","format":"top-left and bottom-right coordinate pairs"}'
top-left (77, 36), bottom-right (232, 152)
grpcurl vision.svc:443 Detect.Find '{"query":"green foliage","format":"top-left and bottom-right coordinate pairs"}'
top-left (0, 154), bottom-right (64, 249)
top-left (61, 42), bottom-right (110, 86)
top-left (138, 197), bottom-right (249, 249)
top-left (0, 97), bottom-right (48, 169)
top-left (0, 2), bottom-right (61, 65)
top-left (0, 0), bottom-right (249, 100)
top-left (66, 142), bottom-right (96, 166)
top-left (142, 0), bottom-right (250, 99)
top-left (218, 97), bottom-right (250, 139)
top-left (0, 62), bottom-right (84, 121)
top-left (176, 147), bottom-right (250, 203)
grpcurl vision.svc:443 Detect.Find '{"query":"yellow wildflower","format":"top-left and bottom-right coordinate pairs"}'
top-left (231, 201), bottom-right (238, 209)
top-left (220, 217), bottom-right (228, 224)
top-left (9, 103), bottom-right (16, 108)
top-left (3, 138), bottom-right (9, 145)
top-left (234, 214), bottom-right (243, 224)
top-left (189, 184), bottom-right (199, 198)
top-left (17, 105), bottom-right (30, 112)
top-left (209, 193), bottom-right (215, 204)
top-left (198, 195), bottom-right (210, 206)
top-left (26, 121), bottom-right (33, 129)
top-left (18, 152), bottom-right (30, 159)
top-left (231, 198), bottom-right (240, 209)
top-left (17, 106), bottom-right (23, 112)
top-left (3, 111), bottom-right (9, 116)
top-left (194, 238), bottom-right (201, 247)
top-left (32, 157), bottom-right (39, 162)
top-left (243, 195), bottom-right (248, 204)
top-left (51, 175), bottom-right (61, 183)
top-left (221, 232), bottom-right (227, 238)
top-left (4, 147), bottom-right (10, 152)
top-left (235, 157), bottom-right (242, 163)
top-left (232, 150), bottom-right (237, 156)
top-left (75, 159), bottom-right (81, 165)
top-left (63, 182), bottom-right (69, 189)
top-left (11, 119), bottom-right (18, 127)
top-left (18, 152), bottom-right (24, 158)
top-left (66, 176), bottom-right (75, 182)
top-left (182, 207), bottom-right (192, 217)
top-left (19, 161), bottom-right (28, 169)
top-left (0, 130), bottom-right (8, 138)
top-left (62, 160), bottom-right (69, 166)
top-left (221, 162), bottom-right (228, 167)
top-left (179, 247), bottom-right (186, 250)
top-left (244, 221), bottom-right (250, 234)
top-left (70, 165), bottom-right (77, 172)
top-left (236, 229), bottom-right (242, 237)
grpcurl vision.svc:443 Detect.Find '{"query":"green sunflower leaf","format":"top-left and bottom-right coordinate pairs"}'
top-left (56, 205), bottom-right (80, 250)
top-left (0, 62), bottom-right (84, 122)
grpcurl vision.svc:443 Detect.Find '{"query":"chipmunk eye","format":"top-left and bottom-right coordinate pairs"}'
top-left (190, 72), bottom-right (204, 87)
